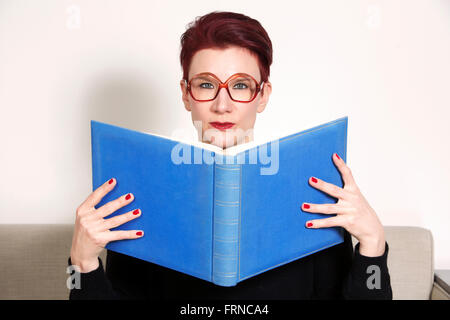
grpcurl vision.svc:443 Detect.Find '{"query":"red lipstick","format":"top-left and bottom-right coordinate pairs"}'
top-left (209, 122), bottom-right (235, 131)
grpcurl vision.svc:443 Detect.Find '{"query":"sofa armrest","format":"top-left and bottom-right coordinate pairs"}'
top-left (431, 270), bottom-right (450, 300)
top-left (431, 281), bottom-right (450, 300)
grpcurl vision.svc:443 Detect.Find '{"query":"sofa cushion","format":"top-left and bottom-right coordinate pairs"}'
top-left (0, 224), bottom-right (434, 299)
top-left (0, 224), bottom-right (106, 300)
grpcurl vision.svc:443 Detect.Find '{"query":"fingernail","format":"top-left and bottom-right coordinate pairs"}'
top-left (311, 177), bottom-right (318, 183)
top-left (108, 178), bottom-right (114, 184)
top-left (136, 231), bottom-right (143, 236)
top-left (307, 222), bottom-right (313, 228)
top-left (335, 153), bottom-right (340, 160)
top-left (133, 209), bottom-right (140, 215)
top-left (303, 203), bottom-right (310, 209)
top-left (125, 193), bottom-right (132, 200)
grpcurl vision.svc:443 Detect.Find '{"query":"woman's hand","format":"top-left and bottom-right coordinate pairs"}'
top-left (301, 153), bottom-right (386, 257)
top-left (70, 178), bottom-right (143, 273)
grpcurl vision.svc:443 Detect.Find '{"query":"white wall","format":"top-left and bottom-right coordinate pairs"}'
top-left (0, 0), bottom-right (449, 269)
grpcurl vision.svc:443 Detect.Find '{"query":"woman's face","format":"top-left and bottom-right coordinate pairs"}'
top-left (180, 46), bottom-right (272, 149)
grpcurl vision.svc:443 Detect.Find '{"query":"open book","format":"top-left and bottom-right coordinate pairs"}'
top-left (91, 116), bottom-right (348, 286)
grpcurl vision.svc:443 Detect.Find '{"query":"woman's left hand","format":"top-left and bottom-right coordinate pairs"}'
top-left (301, 153), bottom-right (386, 257)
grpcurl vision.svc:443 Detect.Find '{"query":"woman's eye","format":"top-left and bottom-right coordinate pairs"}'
top-left (233, 83), bottom-right (248, 89)
top-left (200, 82), bottom-right (214, 89)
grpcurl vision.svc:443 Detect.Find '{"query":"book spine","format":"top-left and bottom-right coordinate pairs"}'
top-left (212, 158), bottom-right (241, 286)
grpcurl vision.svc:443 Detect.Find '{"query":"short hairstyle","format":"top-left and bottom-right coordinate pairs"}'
top-left (180, 11), bottom-right (273, 82)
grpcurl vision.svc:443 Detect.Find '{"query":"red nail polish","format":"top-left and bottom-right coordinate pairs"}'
top-left (108, 178), bottom-right (114, 184)
top-left (335, 153), bottom-right (340, 160)
top-left (303, 204), bottom-right (310, 209)
top-left (125, 194), bottom-right (131, 200)
top-left (136, 231), bottom-right (143, 236)
top-left (307, 222), bottom-right (313, 228)
top-left (311, 177), bottom-right (318, 183)
top-left (133, 209), bottom-right (140, 215)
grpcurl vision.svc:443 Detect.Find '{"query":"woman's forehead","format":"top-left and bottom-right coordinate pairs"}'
top-left (188, 47), bottom-right (260, 82)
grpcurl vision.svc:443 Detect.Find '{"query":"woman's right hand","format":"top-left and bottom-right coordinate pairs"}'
top-left (70, 178), bottom-right (143, 273)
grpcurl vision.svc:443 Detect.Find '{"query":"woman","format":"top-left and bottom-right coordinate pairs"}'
top-left (69, 11), bottom-right (392, 299)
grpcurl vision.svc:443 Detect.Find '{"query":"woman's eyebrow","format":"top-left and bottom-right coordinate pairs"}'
top-left (194, 74), bottom-right (217, 81)
top-left (230, 73), bottom-right (258, 80)
top-left (193, 73), bottom-right (257, 82)
top-left (233, 76), bottom-right (252, 81)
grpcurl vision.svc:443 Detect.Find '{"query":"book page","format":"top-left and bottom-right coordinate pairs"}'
top-left (141, 129), bottom-right (262, 156)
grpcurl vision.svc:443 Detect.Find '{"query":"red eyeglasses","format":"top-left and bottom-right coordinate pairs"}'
top-left (186, 72), bottom-right (264, 103)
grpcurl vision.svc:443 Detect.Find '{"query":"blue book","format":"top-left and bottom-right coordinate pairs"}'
top-left (91, 116), bottom-right (348, 286)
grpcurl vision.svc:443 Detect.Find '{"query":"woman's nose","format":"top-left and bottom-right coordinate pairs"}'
top-left (211, 88), bottom-right (233, 113)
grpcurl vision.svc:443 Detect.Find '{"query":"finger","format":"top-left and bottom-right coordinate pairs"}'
top-left (305, 216), bottom-right (345, 229)
top-left (102, 208), bottom-right (141, 231)
top-left (309, 176), bottom-right (351, 201)
top-left (301, 202), bottom-right (350, 215)
top-left (102, 229), bottom-right (144, 243)
top-left (96, 193), bottom-right (135, 218)
top-left (332, 153), bottom-right (357, 188)
top-left (80, 178), bottom-right (117, 210)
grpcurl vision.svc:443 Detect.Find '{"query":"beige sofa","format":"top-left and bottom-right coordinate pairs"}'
top-left (0, 224), bottom-right (448, 300)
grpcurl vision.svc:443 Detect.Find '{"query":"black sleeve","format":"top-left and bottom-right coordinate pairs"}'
top-left (68, 250), bottom-right (161, 300)
top-left (312, 230), bottom-right (392, 300)
top-left (68, 256), bottom-right (124, 300)
top-left (342, 241), bottom-right (393, 300)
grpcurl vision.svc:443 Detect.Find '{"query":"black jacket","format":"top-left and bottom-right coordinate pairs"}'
top-left (68, 230), bottom-right (392, 300)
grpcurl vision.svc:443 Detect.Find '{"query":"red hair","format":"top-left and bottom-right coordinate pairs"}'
top-left (180, 11), bottom-right (273, 82)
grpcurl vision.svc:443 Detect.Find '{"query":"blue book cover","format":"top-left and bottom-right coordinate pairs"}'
top-left (91, 116), bottom-right (348, 286)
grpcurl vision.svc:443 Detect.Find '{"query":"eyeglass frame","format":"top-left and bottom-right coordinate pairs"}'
top-left (184, 72), bottom-right (265, 103)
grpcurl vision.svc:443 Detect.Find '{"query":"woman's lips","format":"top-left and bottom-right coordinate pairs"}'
top-left (209, 122), bottom-right (235, 131)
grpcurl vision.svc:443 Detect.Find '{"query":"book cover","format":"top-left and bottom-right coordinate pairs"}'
top-left (91, 116), bottom-right (348, 286)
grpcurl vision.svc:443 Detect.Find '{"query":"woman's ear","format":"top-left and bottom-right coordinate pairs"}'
top-left (180, 79), bottom-right (191, 112)
top-left (257, 81), bottom-right (272, 113)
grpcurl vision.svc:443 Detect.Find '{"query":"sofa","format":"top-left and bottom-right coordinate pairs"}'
top-left (0, 224), bottom-right (448, 300)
